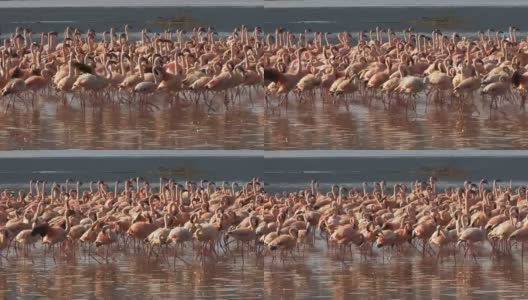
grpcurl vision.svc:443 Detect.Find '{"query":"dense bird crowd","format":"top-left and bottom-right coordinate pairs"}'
top-left (0, 177), bottom-right (526, 265)
top-left (0, 25), bottom-right (264, 110)
top-left (264, 27), bottom-right (528, 111)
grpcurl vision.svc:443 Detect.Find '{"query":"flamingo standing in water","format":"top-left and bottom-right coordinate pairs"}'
top-left (509, 226), bottom-right (528, 262)
top-left (30, 200), bottom-right (71, 261)
top-left (15, 202), bottom-right (44, 258)
top-left (1, 77), bottom-right (27, 112)
top-left (264, 48), bottom-right (307, 106)
top-left (95, 224), bottom-right (117, 261)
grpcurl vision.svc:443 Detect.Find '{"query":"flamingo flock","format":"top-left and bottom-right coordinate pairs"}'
top-left (0, 177), bottom-right (527, 265)
top-left (264, 27), bottom-right (528, 112)
top-left (0, 25), bottom-right (264, 111)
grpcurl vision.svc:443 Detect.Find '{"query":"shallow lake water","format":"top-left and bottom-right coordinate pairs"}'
top-left (3, 92), bottom-right (528, 150)
top-left (265, 94), bottom-right (528, 150)
top-left (0, 93), bottom-right (264, 150)
top-left (1, 239), bottom-right (528, 299)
